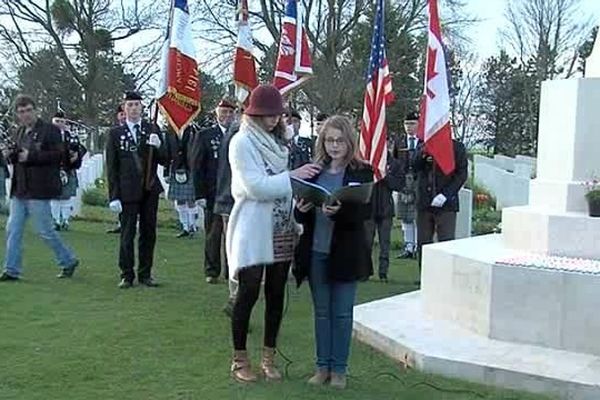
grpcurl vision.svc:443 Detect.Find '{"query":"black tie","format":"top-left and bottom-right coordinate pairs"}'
top-left (409, 137), bottom-right (416, 150)
top-left (134, 124), bottom-right (141, 144)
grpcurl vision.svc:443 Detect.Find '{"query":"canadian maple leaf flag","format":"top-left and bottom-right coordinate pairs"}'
top-left (417, 0), bottom-right (455, 175)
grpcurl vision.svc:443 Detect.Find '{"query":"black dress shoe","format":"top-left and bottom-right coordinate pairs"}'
top-left (57, 260), bottom-right (79, 279)
top-left (397, 250), bottom-right (415, 259)
top-left (106, 226), bottom-right (121, 234)
top-left (118, 279), bottom-right (133, 289)
top-left (176, 230), bottom-right (190, 238)
top-left (0, 272), bottom-right (20, 282)
top-left (379, 275), bottom-right (389, 283)
top-left (54, 223), bottom-right (61, 231)
top-left (139, 277), bottom-right (159, 287)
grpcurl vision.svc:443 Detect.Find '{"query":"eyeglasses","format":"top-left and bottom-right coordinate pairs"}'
top-left (324, 138), bottom-right (346, 146)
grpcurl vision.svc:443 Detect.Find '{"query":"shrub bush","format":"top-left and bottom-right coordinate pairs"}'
top-left (473, 207), bottom-right (501, 236)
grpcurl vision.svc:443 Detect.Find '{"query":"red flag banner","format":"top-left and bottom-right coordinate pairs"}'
top-left (233, 0), bottom-right (258, 105)
top-left (273, 0), bottom-right (313, 95)
top-left (156, 0), bottom-right (201, 135)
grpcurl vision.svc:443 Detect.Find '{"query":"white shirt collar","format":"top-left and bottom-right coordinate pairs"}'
top-left (406, 135), bottom-right (418, 147)
top-left (218, 124), bottom-right (227, 134)
top-left (126, 119), bottom-right (142, 142)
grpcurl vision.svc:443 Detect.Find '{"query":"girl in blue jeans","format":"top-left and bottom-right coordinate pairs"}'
top-left (293, 115), bottom-right (373, 389)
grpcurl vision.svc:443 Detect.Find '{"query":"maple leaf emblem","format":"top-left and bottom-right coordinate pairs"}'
top-left (426, 46), bottom-right (439, 99)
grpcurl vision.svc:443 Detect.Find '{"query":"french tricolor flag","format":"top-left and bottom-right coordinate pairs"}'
top-left (273, 0), bottom-right (313, 95)
top-left (157, 0), bottom-right (201, 135)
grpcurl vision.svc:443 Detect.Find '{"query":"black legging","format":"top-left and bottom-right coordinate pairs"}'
top-left (232, 262), bottom-right (290, 351)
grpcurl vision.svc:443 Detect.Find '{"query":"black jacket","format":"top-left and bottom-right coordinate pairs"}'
top-left (214, 123), bottom-right (239, 216)
top-left (289, 135), bottom-right (314, 170)
top-left (105, 121), bottom-right (167, 203)
top-left (164, 127), bottom-right (193, 174)
top-left (293, 164), bottom-right (374, 286)
top-left (414, 140), bottom-right (468, 212)
top-left (59, 130), bottom-right (87, 172)
top-left (188, 125), bottom-right (224, 204)
top-left (371, 151), bottom-right (403, 219)
top-left (8, 119), bottom-right (63, 199)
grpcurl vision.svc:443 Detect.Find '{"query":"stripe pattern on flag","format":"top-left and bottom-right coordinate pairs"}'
top-left (359, 0), bottom-right (394, 182)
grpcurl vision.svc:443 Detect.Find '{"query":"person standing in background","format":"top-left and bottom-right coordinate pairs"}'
top-left (189, 98), bottom-right (237, 284)
top-left (396, 112), bottom-right (420, 259)
top-left (106, 105), bottom-right (126, 235)
top-left (365, 144), bottom-right (403, 282)
top-left (414, 138), bottom-right (468, 282)
top-left (214, 112), bottom-right (241, 316)
top-left (165, 125), bottom-right (197, 238)
top-left (50, 111), bottom-right (87, 231)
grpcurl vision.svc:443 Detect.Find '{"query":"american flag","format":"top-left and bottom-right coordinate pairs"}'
top-left (359, 0), bottom-right (394, 182)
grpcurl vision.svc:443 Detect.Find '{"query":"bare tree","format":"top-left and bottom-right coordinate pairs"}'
top-left (501, 0), bottom-right (593, 80)
top-left (0, 0), bottom-right (164, 123)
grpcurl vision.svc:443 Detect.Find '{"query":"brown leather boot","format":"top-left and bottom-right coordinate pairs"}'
top-left (261, 347), bottom-right (283, 381)
top-left (231, 351), bottom-right (258, 383)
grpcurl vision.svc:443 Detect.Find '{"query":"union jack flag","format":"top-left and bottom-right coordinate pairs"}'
top-left (359, 0), bottom-right (394, 182)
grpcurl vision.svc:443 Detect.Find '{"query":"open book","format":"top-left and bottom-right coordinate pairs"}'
top-left (291, 177), bottom-right (374, 206)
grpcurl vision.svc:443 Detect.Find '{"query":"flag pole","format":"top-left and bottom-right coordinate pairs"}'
top-left (146, 0), bottom-right (175, 191)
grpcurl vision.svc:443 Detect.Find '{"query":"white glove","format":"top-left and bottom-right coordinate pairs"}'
top-left (148, 133), bottom-right (161, 148)
top-left (109, 199), bottom-right (123, 214)
top-left (196, 199), bottom-right (207, 208)
top-left (431, 193), bottom-right (447, 208)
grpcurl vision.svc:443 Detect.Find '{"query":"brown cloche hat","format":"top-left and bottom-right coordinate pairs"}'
top-left (244, 85), bottom-right (285, 117)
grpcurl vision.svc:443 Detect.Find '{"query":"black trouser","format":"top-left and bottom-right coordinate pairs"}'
top-left (204, 206), bottom-right (226, 278)
top-left (365, 216), bottom-right (392, 277)
top-left (232, 262), bottom-right (290, 351)
top-left (417, 209), bottom-right (457, 267)
top-left (119, 193), bottom-right (159, 282)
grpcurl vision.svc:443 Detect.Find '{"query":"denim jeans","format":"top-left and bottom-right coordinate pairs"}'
top-left (309, 251), bottom-right (357, 374)
top-left (3, 198), bottom-right (77, 277)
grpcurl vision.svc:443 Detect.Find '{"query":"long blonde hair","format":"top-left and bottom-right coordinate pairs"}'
top-left (243, 114), bottom-right (287, 144)
top-left (314, 115), bottom-right (363, 169)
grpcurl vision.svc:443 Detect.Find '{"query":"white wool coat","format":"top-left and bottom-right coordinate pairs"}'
top-left (226, 129), bottom-right (293, 278)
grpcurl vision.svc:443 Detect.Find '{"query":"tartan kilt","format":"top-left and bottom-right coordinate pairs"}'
top-left (168, 172), bottom-right (196, 202)
top-left (395, 191), bottom-right (417, 223)
top-left (58, 171), bottom-right (78, 200)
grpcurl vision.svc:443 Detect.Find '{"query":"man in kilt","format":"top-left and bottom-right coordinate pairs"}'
top-left (50, 112), bottom-right (87, 231)
top-left (189, 98), bottom-right (236, 284)
top-left (396, 112), bottom-right (420, 259)
top-left (165, 125), bottom-right (198, 237)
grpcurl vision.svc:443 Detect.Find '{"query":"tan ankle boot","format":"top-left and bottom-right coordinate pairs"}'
top-left (231, 351), bottom-right (258, 383)
top-left (261, 347), bottom-right (282, 381)
top-left (330, 372), bottom-right (347, 389)
top-left (307, 369), bottom-right (330, 385)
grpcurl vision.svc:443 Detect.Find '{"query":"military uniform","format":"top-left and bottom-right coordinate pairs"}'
top-left (365, 147), bottom-right (403, 280)
top-left (189, 123), bottom-right (226, 279)
top-left (414, 139), bottom-right (468, 267)
top-left (289, 135), bottom-right (314, 170)
top-left (50, 129), bottom-right (87, 229)
top-left (105, 119), bottom-right (167, 284)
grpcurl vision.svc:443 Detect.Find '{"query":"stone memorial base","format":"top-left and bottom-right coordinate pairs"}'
top-left (354, 235), bottom-right (600, 399)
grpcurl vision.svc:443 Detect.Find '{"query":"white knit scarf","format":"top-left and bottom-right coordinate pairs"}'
top-left (243, 118), bottom-right (289, 174)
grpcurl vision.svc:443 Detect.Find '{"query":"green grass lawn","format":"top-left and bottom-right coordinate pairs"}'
top-left (0, 204), bottom-right (550, 400)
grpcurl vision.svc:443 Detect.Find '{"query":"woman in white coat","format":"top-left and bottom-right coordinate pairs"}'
top-left (227, 84), bottom-right (320, 383)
